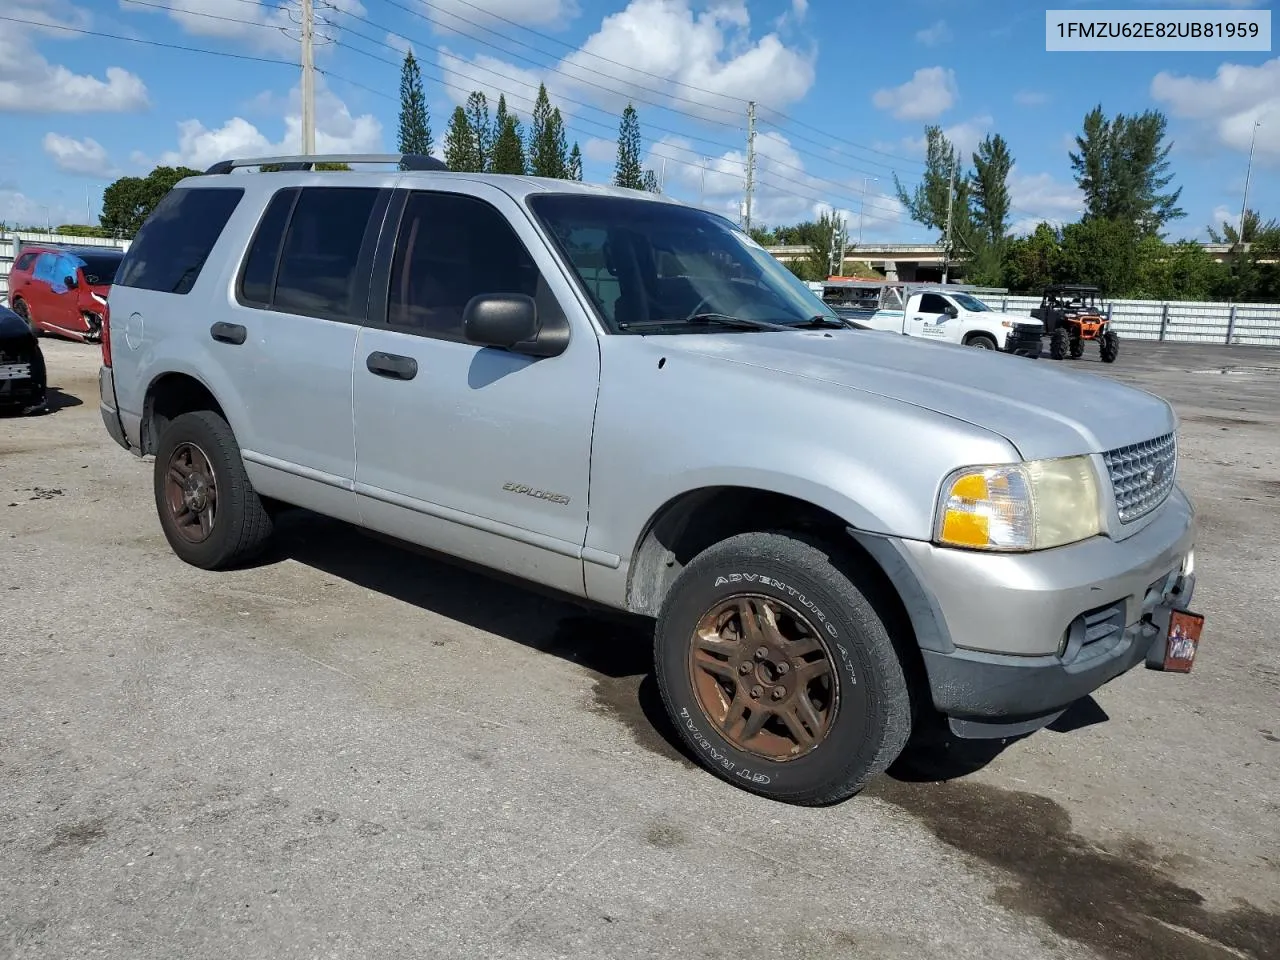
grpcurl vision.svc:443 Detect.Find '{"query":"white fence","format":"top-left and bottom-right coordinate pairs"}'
top-left (1, 231), bottom-right (131, 304)
top-left (976, 293), bottom-right (1280, 347)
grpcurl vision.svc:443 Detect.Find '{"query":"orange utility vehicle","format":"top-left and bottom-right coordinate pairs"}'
top-left (1031, 284), bottom-right (1119, 363)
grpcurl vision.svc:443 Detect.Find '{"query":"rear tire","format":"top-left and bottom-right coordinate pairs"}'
top-left (966, 334), bottom-right (998, 350)
top-left (653, 531), bottom-right (913, 806)
top-left (153, 410), bottom-right (273, 570)
top-left (12, 298), bottom-right (37, 336)
top-left (1050, 327), bottom-right (1070, 360)
top-left (1100, 330), bottom-right (1119, 363)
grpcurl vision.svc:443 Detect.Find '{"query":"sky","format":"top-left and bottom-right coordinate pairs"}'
top-left (1, 0), bottom-right (1277, 243)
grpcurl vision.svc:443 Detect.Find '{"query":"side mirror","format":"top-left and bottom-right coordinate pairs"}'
top-left (463, 292), bottom-right (570, 358)
top-left (64, 275), bottom-right (78, 289)
top-left (945, 305), bottom-right (958, 318)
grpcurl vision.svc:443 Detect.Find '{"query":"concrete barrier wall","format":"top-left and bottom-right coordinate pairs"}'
top-left (976, 294), bottom-right (1280, 348)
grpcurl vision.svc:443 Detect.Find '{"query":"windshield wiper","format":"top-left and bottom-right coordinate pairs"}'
top-left (619, 313), bottom-right (798, 332)
top-left (791, 314), bottom-right (851, 329)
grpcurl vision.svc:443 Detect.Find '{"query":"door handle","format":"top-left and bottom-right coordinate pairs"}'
top-left (366, 351), bottom-right (418, 380)
top-left (211, 322), bottom-right (247, 345)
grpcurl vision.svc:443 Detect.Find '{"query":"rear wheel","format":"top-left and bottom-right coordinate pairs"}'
top-left (966, 334), bottom-right (998, 350)
top-left (653, 531), bottom-right (913, 805)
top-left (12, 298), bottom-right (37, 335)
top-left (1100, 329), bottom-right (1119, 363)
top-left (1050, 326), bottom-right (1070, 360)
top-left (153, 410), bottom-right (274, 570)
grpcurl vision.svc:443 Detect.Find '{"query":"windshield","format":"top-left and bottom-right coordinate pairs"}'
top-left (527, 193), bottom-right (841, 334)
top-left (76, 254), bottom-right (122, 286)
top-left (949, 292), bottom-right (990, 312)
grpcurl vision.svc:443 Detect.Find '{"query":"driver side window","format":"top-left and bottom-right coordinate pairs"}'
top-left (919, 293), bottom-right (950, 315)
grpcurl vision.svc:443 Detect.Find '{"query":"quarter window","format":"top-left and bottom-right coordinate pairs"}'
top-left (115, 187), bottom-right (244, 294)
top-left (383, 191), bottom-right (542, 341)
top-left (272, 187), bottom-right (382, 322)
top-left (14, 253), bottom-right (37, 271)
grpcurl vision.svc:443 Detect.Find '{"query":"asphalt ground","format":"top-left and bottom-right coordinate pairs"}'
top-left (2, 334), bottom-right (1278, 960)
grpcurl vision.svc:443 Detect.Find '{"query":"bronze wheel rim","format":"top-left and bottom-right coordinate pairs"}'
top-left (687, 594), bottom-right (839, 762)
top-left (163, 442), bottom-right (217, 544)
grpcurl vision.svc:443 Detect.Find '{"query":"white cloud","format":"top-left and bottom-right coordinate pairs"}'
top-left (1151, 58), bottom-right (1280, 164)
top-left (872, 67), bottom-right (957, 121)
top-left (42, 133), bottom-right (119, 177)
top-left (1008, 168), bottom-right (1084, 236)
top-left (122, 0), bottom-right (367, 56)
top-left (0, 3), bottom-right (148, 112)
top-left (386, 32), bottom-right (414, 56)
top-left (437, 0), bottom-right (815, 125)
top-left (438, 48), bottom-right (547, 120)
top-left (155, 81), bottom-right (382, 170)
top-left (791, 0), bottom-right (808, 18)
top-left (641, 132), bottom-right (908, 241)
top-left (583, 137), bottom-right (617, 163)
top-left (915, 20), bottom-right (951, 46)
top-left (1209, 205), bottom-right (1236, 236)
top-left (0, 189), bottom-right (80, 230)
top-left (419, 0), bottom-right (580, 35)
top-left (1014, 90), bottom-right (1048, 107)
top-left (900, 115), bottom-right (994, 161)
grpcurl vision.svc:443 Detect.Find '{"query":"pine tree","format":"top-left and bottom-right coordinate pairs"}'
top-left (547, 107), bottom-right (569, 178)
top-left (396, 50), bottom-right (432, 163)
top-left (614, 103), bottom-right (643, 190)
top-left (444, 105), bottom-right (477, 172)
top-left (490, 95), bottom-right (527, 175)
top-left (969, 133), bottom-right (1013, 248)
top-left (529, 84), bottom-right (560, 177)
top-left (642, 169), bottom-right (660, 194)
top-left (465, 91), bottom-right (492, 172)
top-left (567, 142), bottom-right (583, 181)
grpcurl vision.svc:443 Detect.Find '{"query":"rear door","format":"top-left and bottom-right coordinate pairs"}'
top-left (215, 184), bottom-right (390, 519)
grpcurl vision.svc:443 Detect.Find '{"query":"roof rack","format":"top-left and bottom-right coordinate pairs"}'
top-left (203, 153), bottom-right (449, 175)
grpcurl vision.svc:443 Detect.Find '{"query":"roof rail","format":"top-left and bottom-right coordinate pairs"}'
top-left (203, 153), bottom-right (449, 174)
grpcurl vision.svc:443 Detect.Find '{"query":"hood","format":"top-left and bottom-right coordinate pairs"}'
top-left (658, 329), bottom-right (1175, 461)
top-left (0, 305), bottom-right (35, 341)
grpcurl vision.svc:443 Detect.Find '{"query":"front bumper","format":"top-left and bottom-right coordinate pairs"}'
top-left (0, 342), bottom-right (46, 410)
top-left (859, 487), bottom-right (1198, 737)
top-left (1003, 323), bottom-right (1043, 357)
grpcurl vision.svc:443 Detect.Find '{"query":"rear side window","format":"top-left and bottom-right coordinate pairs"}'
top-left (238, 188), bottom-right (298, 307)
top-left (270, 187), bottom-right (382, 322)
top-left (115, 187), bottom-right (244, 295)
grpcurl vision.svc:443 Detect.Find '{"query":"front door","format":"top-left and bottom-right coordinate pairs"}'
top-left (351, 185), bottom-right (601, 597)
top-left (907, 292), bottom-right (954, 341)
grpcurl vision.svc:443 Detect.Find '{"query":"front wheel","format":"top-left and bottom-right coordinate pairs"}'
top-left (965, 334), bottom-right (998, 350)
top-left (653, 531), bottom-right (913, 805)
top-left (153, 410), bottom-right (274, 570)
top-left (1100, 330), bottom-right (1119, 363)
top-left (12, 298), bottom-right (38, 336)
top-left (1050, 326), bottom-right (1070, 360)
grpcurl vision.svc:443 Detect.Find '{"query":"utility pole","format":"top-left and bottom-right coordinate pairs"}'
top-left (941, 150), bottom-right (956, 284)
top-left (859, 176), bottom-right (878, 245)
top-left (300, 0), bottom-right (316, 155)
top-left (743, 101), bottom-right (756, 231)
top-left (829, 216), bottom-right (840, 277)
top-left (1237, 118), bottom-right (1262, 248)
top-left (698, 158), bottom-right (706, 207)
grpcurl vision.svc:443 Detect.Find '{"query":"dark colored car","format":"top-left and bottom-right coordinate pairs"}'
top-left (0, 303), bottom-right (47, 414)
top-left (7, 244), bottom-right (122, 343)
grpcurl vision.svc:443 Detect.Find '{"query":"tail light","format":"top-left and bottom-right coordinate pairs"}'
top-left (100, 302), bottom-right (112, 368)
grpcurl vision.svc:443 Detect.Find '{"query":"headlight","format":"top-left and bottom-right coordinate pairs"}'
top-left (934, 456), bottom-right (1102, 551)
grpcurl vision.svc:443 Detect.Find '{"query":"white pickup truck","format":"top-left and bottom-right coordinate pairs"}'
top-left (813, 281), bottom-right (1044, 357)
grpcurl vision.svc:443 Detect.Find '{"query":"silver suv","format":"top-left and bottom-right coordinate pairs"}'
top-left (99, 154), bottom-right (1203, 805)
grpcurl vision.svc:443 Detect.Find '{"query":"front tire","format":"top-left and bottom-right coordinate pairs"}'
top-left (153, 410), bottom-right (273, 570)
top-left (966, 334), bottom-right (997, 350)
top-left (12, 298), bottom-right (38, 336)
top-left (1050, 327), bottom-right (1070, 360)
top-left (653, 531), bottom-right (913, 805)
top-left (1100, 329), bottom-right (1119, 363)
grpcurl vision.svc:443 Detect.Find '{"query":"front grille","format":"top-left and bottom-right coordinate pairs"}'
top-left (1103, 432), bottom-right (1177, 523)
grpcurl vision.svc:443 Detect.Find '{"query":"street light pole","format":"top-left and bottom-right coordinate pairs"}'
top-left (859, 176), bottom-right (878, 245)
top-left (1238, 119), bottom-right (1262, 247)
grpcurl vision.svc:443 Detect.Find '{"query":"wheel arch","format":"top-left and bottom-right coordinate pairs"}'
top-left (624, 484), bottom-right (948, 695)
top-left (141, 371), bottom-right (228, 456)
